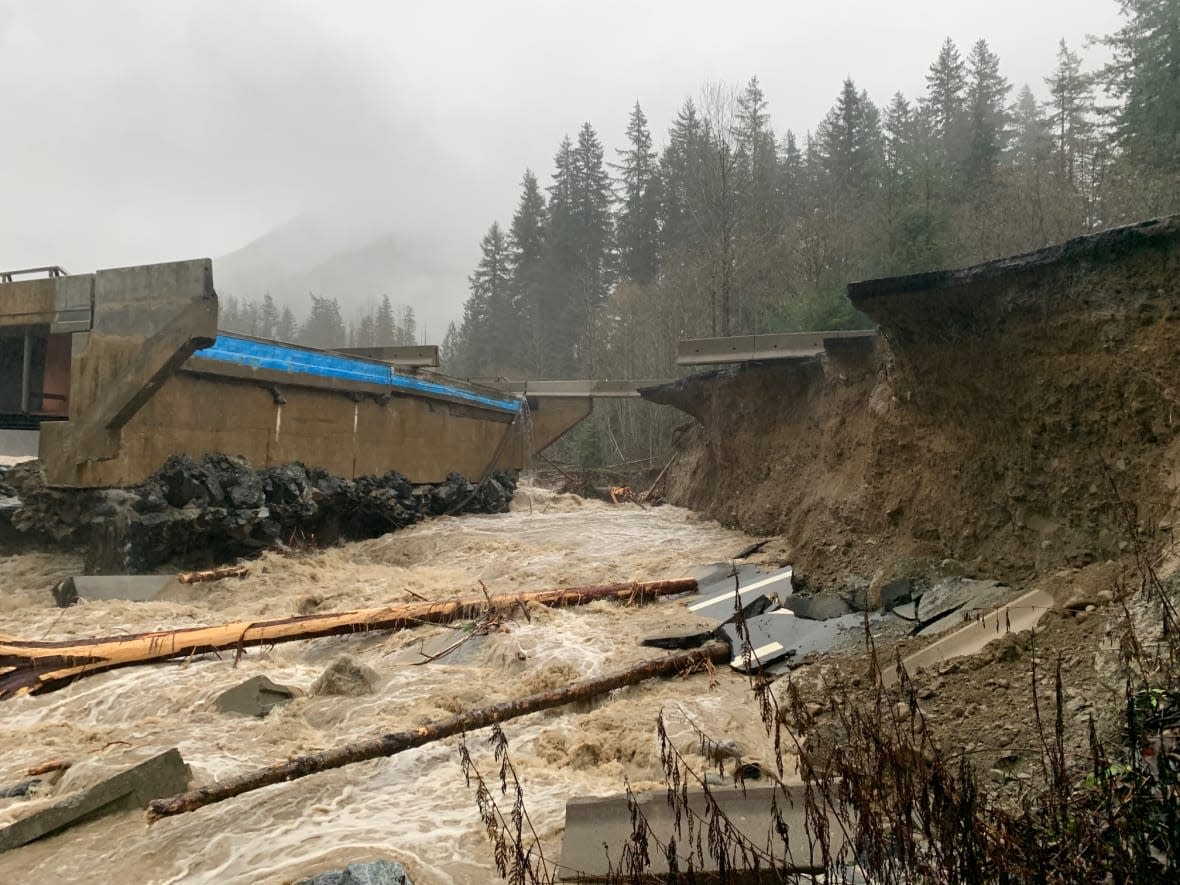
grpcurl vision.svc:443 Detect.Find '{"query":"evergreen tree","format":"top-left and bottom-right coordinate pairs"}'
top-left (1100, 0), bottom-right (1180, 173)
top-left (965, 39), bottom-right (1011, 187)
top-left (572, 121), bottom-right (616, 305)
top-left (925, 38), bottom-right (969, 141)
top-left (459, 222), bottom-right (513, 374)
top-left (1045, 39), bottom-right (1095, 185)
top-left (541, 125), bottom-right (615, 373)
top-left (735, 77), bottom-right (780, 236)
top-left (298, 295), bottom-right (346, 348)
top-left (259, 294), bottom-right (280, 339)
top-left (660, 98), bottom-right (704, 255)
top-left (778, 129), bottom-right (804, 218)
top-left (440, 321), bottom-right (462, 372)
top-left (375, 295), bottom-right (396, 345)
top-left (357, 310), bottom-right (376, 348)
top-left (816, 79), bottom-right (883, 203)
top-left (276, 306), bottom-right (297, 342)
top-left (614, 102), bottom-right (662, 284)
top-left (398, 306), bottom-right (417, 345)
top-left (508, 170), bottom-right (549, 374)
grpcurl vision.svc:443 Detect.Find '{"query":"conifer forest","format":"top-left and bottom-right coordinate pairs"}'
top-left (222, 1), bottom-right (1180, 469)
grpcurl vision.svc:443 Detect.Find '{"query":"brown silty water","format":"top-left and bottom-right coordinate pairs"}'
top-left (0, 485), bottom-right (795, 884)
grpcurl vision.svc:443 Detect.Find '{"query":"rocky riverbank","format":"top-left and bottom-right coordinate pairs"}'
top-left (3, 455), bottom-right (515, 573)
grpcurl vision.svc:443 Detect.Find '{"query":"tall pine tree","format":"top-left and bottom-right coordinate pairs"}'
top-left (614, 102), bottom-right (662, 284)
top-left (965, 39), bottom-right (1011, 188)
top-left (1100, 0), bottom-right (1180, 173)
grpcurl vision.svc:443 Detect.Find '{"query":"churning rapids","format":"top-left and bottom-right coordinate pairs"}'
top-left (0, 485), bottom-right (793, 884)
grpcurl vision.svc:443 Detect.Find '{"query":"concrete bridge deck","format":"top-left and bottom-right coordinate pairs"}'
top-left (677, 329), bottom-right (876, 365)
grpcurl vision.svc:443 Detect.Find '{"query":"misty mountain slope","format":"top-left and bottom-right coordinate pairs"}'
top-left (214, 217), bottom-right (472, 342)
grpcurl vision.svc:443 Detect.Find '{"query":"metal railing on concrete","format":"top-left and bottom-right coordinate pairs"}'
top-left (471, 379), bottom-right (672, 398)
top-left (677, 330), bottom-right (876, 366)
top-left (0, 266), bottom-right (68, 283)
top-left (331, 345), bottom-right (440, 368)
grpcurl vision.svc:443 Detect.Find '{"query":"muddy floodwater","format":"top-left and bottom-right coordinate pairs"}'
top-left (0, 486), bottom-right (792, 884)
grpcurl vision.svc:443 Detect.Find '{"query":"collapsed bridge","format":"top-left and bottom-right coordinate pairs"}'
top-left (0, 259), bottom-right (610, 489)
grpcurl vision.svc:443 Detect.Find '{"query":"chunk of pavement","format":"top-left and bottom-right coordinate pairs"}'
top-left (558, 785), bottom-right (844, 878)
top-left (714, 610), bottom-right (801, 672)
top-left (782, 595), bottom-right (852, 621)
top-left (891, 602), bottom-right (919, 622)
top-left (312, 657), bottom-right (380, 697)
top-left (0, 749), bottom-right (189, 853)
top-left (716, 611), bottom-right (863, 673)
top-left (688, 561), bottom-right (764, 591)
top-left (840, 575), bottom-right (877, 613)
top-left (297, 860), bottom-right (413, 885)
top-left (916, 578), bottom-right (1010, 635)
top-left (685, 565), bottom-right (792, 624)
top-left (878, 578), bottom-right (914, 610)
top-left (215, 675), bottom-right (299, 717)
top-left (51, 574), bottom-right (177, 608)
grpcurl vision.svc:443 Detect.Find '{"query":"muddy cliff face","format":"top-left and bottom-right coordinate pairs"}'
top-left (647, 216), bottom-right (1180, 583)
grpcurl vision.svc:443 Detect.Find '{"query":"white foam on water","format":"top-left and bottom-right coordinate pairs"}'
top-left (0, 499), bottom-right (792, 884)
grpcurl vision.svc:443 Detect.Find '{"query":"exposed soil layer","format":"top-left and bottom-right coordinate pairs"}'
top-left (649, 215), bottom-right (1180, 588)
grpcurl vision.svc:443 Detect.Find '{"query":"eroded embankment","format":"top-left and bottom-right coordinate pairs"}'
top-left (648, 216), bottom-right (1180, 585)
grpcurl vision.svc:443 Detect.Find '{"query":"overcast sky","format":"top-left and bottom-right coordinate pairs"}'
top-left (0, 0), bottom-right (1124, 285)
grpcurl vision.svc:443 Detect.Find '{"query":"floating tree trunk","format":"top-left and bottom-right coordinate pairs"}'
top-left (177, 565), bottom-right (250, 584)
top-left (0, 579), bottom-right (696, 700)
top-left (147, 640), bottom-right (730, 822)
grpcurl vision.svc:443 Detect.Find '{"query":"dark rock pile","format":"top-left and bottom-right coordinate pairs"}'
top-left (0, 465), bottom-right (15, 499)
top-left (7, 454), bottom-right (515, 573)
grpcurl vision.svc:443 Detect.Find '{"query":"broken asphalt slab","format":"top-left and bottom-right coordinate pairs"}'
top-left (717, 610), bottom-right (865, 673)
top-left (883, 587), bottom-right (1056, 687)
top-left (557, 784), bottom-right (846, 880)
top-left (915, 578), bottom-right (1011, 636)
top-left (684, 565), bottom-right (793, 624)
top-left (782, 594), bottom-right (852, 620)
top-left (215, 675), bottom-right (299, 717)
top-left (52, 574), bottom-right (179, 607)
top-left (0, 749), bottom-right (190, 853)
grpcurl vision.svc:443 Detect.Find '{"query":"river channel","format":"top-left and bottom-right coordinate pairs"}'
top-left (0, 485), bottom-right (792, 884)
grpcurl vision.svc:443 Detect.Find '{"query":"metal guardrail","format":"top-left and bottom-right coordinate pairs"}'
top-left (677, 330), bottom-right (876, 366)
top-left (331, 345), bottom-right (440, 368)
top-left (0, 266), bottom-right (68, 283)
top-left (473, 379), bottom-right (672, 398)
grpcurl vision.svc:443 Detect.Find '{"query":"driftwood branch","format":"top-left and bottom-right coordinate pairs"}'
top-left (177, 565), bottom-right (250, 584)
top-left (147, 640), bottom-right (730, 822)
top-left (0, 579), bottom-right (695, 700)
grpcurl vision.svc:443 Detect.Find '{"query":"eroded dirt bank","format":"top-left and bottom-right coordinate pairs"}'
top-left (649, 216), bottom-right (1180, 587)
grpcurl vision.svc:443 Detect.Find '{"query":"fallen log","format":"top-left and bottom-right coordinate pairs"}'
top-left (177, 565), bottom-right (250, 584)
top-left (147, 640), bottom-right (730, 822)
top-left (0, 579), bottom-right (696, 700)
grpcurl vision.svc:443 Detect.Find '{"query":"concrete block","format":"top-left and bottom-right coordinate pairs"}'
top-left (884, 588), bottom-right (1056, 687)
top-left (558, 784), bottom-right (844, 879)
top-left (52, 574), bottom-right (176, 607)
top-left (215, 676), bottom-right (298, 717)
top-left (916, 579), bottom-right (1009, 635)
top-left (783, 594), bottom-right (852, 621)
top-left (0, 749), bottom-right (189, 853)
